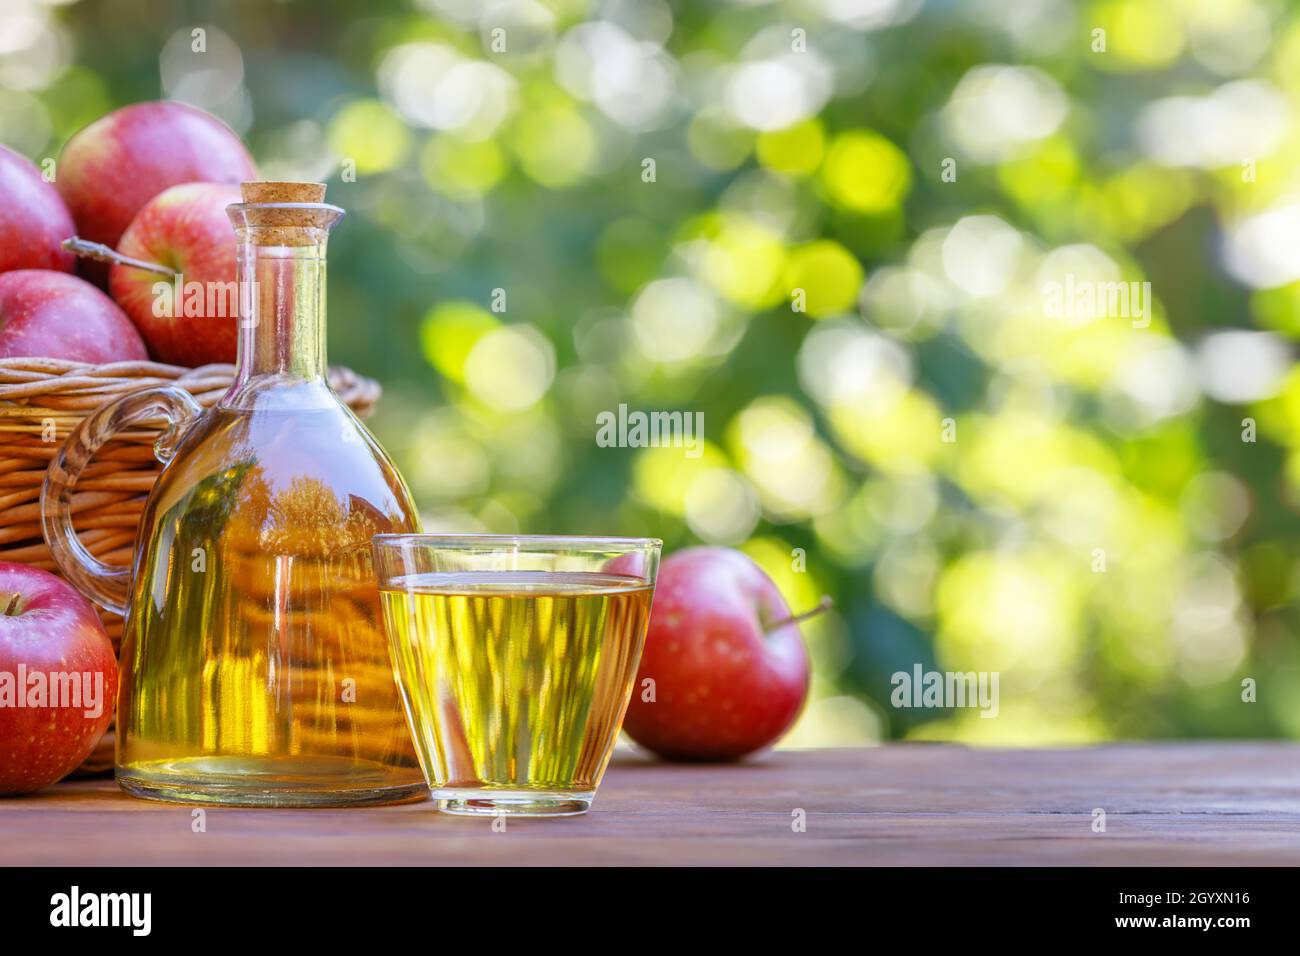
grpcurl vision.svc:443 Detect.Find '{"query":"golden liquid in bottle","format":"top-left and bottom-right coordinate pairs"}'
top-left (116, 403), bottom-right (424, 806)
top-left (380, 571), bottom-right (653, 805)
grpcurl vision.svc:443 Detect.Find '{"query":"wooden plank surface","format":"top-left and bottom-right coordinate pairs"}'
top-left (2, 743), bottom-right (1298, 866)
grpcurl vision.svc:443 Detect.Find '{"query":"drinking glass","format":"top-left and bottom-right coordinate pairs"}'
top-left (372, 534), bottom-right (661, 816)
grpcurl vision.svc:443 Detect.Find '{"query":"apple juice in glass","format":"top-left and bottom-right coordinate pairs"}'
top-left (373, 535), bottom-right (660, 816)
top-left (43, 183), bottom-right (424, 807)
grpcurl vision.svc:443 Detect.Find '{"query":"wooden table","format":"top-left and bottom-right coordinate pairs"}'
top-left (2, 743), bottom-right (1297, 866)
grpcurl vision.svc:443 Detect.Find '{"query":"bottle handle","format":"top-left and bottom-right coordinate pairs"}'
top-left (41, 386), bottom-right (203, 617)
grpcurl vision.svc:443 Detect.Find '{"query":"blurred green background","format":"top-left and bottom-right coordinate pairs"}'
top-left (7, 0), bottom-right (1300, 745)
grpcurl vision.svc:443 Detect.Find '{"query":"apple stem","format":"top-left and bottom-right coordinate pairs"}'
top-left (1, 592), bottom-right (22, 616)
top-left (62, 237), bottom-right (178, 276)
top-left (766, 595), bottom-right (834, 634)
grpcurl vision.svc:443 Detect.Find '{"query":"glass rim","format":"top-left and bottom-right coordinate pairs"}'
top-left (372, 533), bottom-right (663, 551)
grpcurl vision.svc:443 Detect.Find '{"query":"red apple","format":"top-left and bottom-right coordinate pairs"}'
top-left (0, 563), bottom-right (117, 794)
top-left (0, 145), bottom-right (75, 274)
top-left (0, 270), bottom-right (148, 363)
top-left (622, 547), bottom-right (812, 761)
top-left (109, 182), bottom-right (241, 366)
top-left (56, 100), bottom-right (255, 284)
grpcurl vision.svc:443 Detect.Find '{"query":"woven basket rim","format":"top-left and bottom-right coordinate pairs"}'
top-left (0, 356), bottom-right (202, 374)
top-left (0, 357), bottom-right (380, 406)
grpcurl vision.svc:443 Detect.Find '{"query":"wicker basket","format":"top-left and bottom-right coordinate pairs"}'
top-left (0, 357), bottom-right (381, 775)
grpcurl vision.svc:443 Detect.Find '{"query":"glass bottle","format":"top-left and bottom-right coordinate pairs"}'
top-left (43, 182), bottom-right (425, 806)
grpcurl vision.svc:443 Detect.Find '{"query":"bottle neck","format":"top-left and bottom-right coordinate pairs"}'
top-left (228, 235), bottom-right (329, 399)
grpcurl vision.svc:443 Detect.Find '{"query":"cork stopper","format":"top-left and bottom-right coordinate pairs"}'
top-left (240, 182), bottom-right (327, 204)
top-left (227, 181), bottom-right (342, 245)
